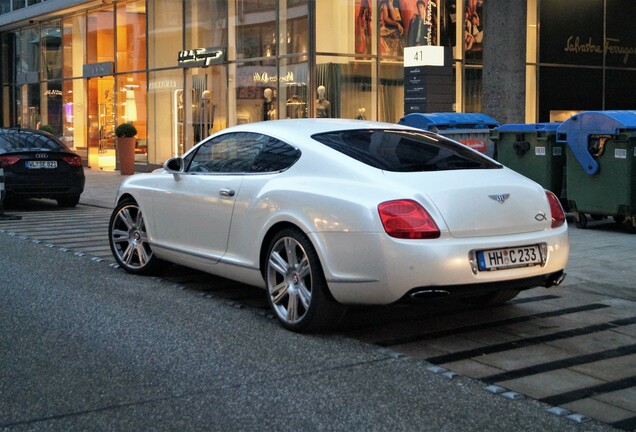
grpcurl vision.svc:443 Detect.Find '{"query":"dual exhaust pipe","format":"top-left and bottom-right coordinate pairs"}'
top-left (408, 271), bottom-right (566, 301)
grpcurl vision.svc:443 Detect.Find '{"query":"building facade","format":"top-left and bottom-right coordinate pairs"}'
top-left (0, 0), bottom-right (634, 172)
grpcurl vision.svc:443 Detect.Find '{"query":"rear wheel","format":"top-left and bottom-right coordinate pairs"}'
top-left (465, 289), bottom-right (521, 306)
top-left (265, 227), bottom-right (346, 332)
top-left (57, 195), bottom-right (80, 207)
top-left (109, 198), bottom-right (160, 274)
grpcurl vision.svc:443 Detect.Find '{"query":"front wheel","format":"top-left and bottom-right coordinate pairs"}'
top-left (265, 227), bottom-right (346, 332)
top-left (109, 198), bottom-right (160, 274)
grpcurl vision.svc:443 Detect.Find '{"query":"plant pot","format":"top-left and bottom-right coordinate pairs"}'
top-left (117, 137), bottom-right (136, 175)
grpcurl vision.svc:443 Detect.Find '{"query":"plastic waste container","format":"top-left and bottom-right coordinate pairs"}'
top-left (557, 110), bottom-right (636, 232)
top-left (398, 112), bottom-right (499, 158)
top-left (491, 123), bottom-right (566, 207)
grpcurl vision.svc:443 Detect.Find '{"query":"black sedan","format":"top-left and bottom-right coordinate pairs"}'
top-left (0, 128), bottom-right (85, 207)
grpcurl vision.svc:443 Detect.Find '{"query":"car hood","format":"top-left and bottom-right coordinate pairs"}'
top-left (383, 168), bottom-right (552, 238)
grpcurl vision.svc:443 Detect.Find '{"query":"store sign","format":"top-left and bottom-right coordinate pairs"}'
top-left (178, 47), bottom-right (225, 68)
top-left (83, 62), bottom-right (114, 78)
top-left (252, 71), bottom-right (294, 84)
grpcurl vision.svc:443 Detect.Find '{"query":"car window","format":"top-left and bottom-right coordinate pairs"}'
top-left (249, 138), bottom-right (300, 173)
top-left (0, 130), bottom-right (66, 154)
top-left (187, 132), bottom-right (265, 174)
top-left (311, 129), bottom-right (502, 172)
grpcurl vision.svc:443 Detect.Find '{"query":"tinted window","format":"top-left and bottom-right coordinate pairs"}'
top-left (187, 132), bottom-right (265, 174)
top-left (250, 138), bottom-right (300, 173)
top-left (312, 129), bottom-right (501, 172)
top-left (0, 130), bottom-right (66, 154)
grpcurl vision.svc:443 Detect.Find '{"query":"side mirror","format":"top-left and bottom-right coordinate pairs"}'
top-left (164, 157), bottom-right (184, 173)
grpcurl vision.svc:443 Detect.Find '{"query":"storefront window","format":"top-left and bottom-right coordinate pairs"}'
top-left (282, 0), bottom-right (308, 57)
top-left (87, 8), bottom-right (114, 64)
top-left (148, 0), bottom-right (182, 69)
top-left (279, 57), bottom-right (308, 119)
top-left (18, 83), bottom-right (40, 129)
top-left (117, 72), bottom-right (147, 164)
top-left (40, 80), bottom-right (63, 135)
top-left (236, 0), bottom-right (276, 60)
top-left (235, 60), bottom-right (276, 124)
top-left (62, 78), bottom-right (87, 159)
top-left (316, 55), bottom-right (375, 119)
top-left (17, 26), bottom-right (39, 75)
top-left (148, 70), bottom-right (183, 162)
top-left (41, 20), bottom-right (62, 81)
top-left (117, 0), bottom-right (147, 73)
top-left (379, 61), bottom-right (403, 122)
top-left (317, 0), bottom-right (369, 55)
top-left (186, 0), bottom-right (227, 49)
top-left (62, 14), bottom-right (86, 79)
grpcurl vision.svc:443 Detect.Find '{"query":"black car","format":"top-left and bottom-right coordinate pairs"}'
top-left (0, 128), bottom-right (85, 207)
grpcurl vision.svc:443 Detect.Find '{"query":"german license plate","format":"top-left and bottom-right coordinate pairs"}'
top-left (477, 245), bottom-right (543, 271)
top-left (26, 161), bottom-right (57, 169)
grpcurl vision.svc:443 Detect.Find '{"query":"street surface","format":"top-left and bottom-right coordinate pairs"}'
top-left (1, 176), bottom-right (635, 430)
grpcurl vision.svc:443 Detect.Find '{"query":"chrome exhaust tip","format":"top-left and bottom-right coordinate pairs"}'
top-left (545, 271), bottom-right (566, 287)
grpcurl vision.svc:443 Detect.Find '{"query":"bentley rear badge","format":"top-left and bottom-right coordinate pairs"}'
top-left (489, 194), bottom-right (510, 204)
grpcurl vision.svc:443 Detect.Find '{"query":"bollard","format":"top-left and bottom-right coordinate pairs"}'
top-left (0, 167), bottom-right (22, 220)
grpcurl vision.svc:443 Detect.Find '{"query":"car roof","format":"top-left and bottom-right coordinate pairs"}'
top-left (211, 119), bottom-right (418, 144)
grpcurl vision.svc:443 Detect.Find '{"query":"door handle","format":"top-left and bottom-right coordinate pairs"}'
top-left (219, 188), bottom-right (235, 197)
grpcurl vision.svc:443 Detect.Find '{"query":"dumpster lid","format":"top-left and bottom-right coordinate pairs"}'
top-left (495, 123), bottom-right (560, 133)
top-left (557, 110), bottom-right (636, 175)
top-left (398, 112), bottom-right (499, 130)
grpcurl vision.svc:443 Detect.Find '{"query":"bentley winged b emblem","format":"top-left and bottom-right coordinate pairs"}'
top-left (489, 193), bottom-right (510, 204)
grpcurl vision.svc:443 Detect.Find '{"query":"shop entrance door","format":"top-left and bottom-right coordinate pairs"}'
top-left (87, 76), bottom-right (116, 170)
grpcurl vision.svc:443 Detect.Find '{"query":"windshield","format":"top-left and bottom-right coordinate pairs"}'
top-left (312, 129), bottom-right (501, 172)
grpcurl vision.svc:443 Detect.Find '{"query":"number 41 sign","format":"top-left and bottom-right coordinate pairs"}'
top-left (404, 45), bottom-right (445, 67)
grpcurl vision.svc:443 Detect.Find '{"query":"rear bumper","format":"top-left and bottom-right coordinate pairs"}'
top-left (3, 173), bottom-right (85, 200)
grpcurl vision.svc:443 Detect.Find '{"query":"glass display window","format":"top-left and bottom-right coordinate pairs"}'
top-left (61, 78), bottom-right (87, 159)
top-left (62, 15), bottom-right (86, 79)
top-left (41, 20), bottom-right (62, 81)
top-left (148, 0), bottom-right (183, 69)
top-left (116, 0), bottom-right (147, 73)
top-left (279, 57), bottom-right (308, 119)
top-left (186, 0), bottom-right (228, 50)
top-left (148, 69), bottom-right (183, 163)
top-left (87, 7), bottom-right (114, 65)
top-left (234, 60), bottom-right (277, 124)
top-left (316, 55), bottom-right (376, 120)
top-left (282, 0), bottom-right (308, 57)
top-left (117, 72), bottom-right (147, 163)
top-left (379, 61), bottom-right (403, 122)
top-left (317, 0), bottom-right (373, 55)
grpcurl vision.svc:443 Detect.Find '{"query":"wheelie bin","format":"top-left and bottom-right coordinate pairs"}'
top-left (398, 112), bottom-right (499, 158)
top-left (491, 123), bottom-right (566, 207)
top-left (556, 110), bottom-right (636, 232)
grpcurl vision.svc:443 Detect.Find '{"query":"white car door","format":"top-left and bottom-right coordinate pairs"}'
top-left (150, 133), bottom-right (263, 262)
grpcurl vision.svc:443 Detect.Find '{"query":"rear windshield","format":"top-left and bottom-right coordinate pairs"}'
top-left (0, 130), bottom-right (67, 154)
top-left (312, 129), bottom-right (501, 172)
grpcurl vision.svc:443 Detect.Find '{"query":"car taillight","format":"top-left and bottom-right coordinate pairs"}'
top-left (0, 156), bottom-right (20, 167)
top-left (378, 199), bottom-right (440, 239)
top-left (63, 155), bottom-right (82, 167)
top-left (546, 190), bottom-right (566, 228)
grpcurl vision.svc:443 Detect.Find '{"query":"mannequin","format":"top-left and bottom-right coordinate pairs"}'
top-left (263, 88), bottom-right (277, 120)
top-left (356, 107), bottom-right (366, 120)
top-left (315, 85), bottom-right (331, 118)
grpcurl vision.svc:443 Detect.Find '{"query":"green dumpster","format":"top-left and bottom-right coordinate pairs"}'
top-left (491, 123), bottom-right (566, 207)
top-left (557, 110), bottom-right (636, 232)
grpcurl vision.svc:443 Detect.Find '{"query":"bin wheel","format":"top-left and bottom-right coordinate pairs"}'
top-left (613, 215), bottom-right (626, 224)
top-left (624, 217), bottom-right (636, 234)
top-left (590, 214), bottom-right (605, 221)
top-left (575, 213), bottom-right (588, 229)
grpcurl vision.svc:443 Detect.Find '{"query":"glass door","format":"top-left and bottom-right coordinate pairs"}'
top-left (87, 76), bottom-right (116, 170)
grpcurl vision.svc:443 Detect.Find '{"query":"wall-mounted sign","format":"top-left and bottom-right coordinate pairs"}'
top-left (83, 62), bottom-right (114, 78)
top-left (178, 47), bottom-right (225, 68)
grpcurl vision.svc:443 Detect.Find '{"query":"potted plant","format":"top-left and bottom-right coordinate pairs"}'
top-left (115, 123), bottom-right (137, 175)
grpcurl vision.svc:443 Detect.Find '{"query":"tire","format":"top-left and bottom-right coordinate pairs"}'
top-left (57, 195), bottom-right (80, 207)
top-left (265, 227), bottom-right (346, 332)
top-left (465, 289), bottom-right (521, 306)
top-left (108, 198), bottom-right (160, 275)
